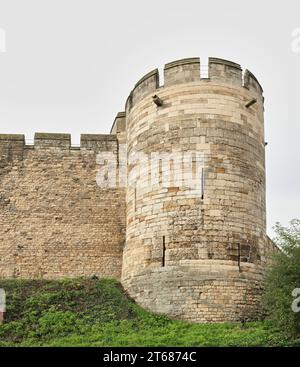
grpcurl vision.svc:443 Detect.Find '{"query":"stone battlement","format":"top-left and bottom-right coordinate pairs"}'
top-left (0, 132), bottom-right (120, 151)
top-left (126, 57), bottom-right (263, 112)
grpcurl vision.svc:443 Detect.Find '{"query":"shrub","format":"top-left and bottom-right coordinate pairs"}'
top-left (264, 219), bottom-right (300, 339)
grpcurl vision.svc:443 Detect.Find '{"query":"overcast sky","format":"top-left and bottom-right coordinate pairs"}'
top-left (0, 0), bottom-right (299, 236)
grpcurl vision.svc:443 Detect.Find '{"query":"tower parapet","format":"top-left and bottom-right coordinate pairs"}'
top-left (126, 69), bottom-right (159, 112)
top-left (164, 57), bottom-right (200, 86)
top-left (244, 69), bottom-right (264, 96)
top-left (125, 57), bottom-right (264, 114)
top-left (208, 57), bottom-right (242, 86)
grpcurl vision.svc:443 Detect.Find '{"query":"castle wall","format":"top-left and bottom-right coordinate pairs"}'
top-left (0, 56), bottom-right (275, 324)
top-left (122, 57), bottom-right (269, 322)
top-left (0, 133), bottom-right (126, 279)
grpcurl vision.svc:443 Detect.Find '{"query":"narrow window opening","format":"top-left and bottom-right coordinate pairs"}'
top-left (201, 167), bottom-right (204, 199)
top-left (237, 243), bottom-right (241, 271)
top-left (192, 154), bottom-right (196, 180)
top-left (159, 159), bottom-right (163, 185)
top-left (162, 236), bottom-right (166, 267)
top-left (170, 159), bottom-right (174, 187)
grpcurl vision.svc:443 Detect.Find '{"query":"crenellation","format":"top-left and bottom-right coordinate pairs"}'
top-left (80, 134), bottom-right (118, 151)
top-left (126, 69), bottom-right (159, 112)
top-left (209, 57), bottom-right (242, 87)
top-left (0, 134), bottom-right (25, 164)
top-left (125, 57), bottom-right (264, 119)
top-left (34, 132), bottom-right (71, 149)
top-left (0, 134), bottom-right (25, 141)
top-left (243, 69), bottom-right (264, 98)
top-left (164, 57), bottom-right (200, 86)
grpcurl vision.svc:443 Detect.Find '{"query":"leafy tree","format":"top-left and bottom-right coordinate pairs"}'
top-left (264, 219), bottom-right (300, 339)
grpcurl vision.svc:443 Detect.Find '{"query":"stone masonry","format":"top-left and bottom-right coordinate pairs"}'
top-left (0, 57), bottom-right (277, 322)
top-left (0, 133), bottom-right (126, 278)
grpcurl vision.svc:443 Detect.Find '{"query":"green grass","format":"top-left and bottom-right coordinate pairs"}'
top-left (0, 278), bottom-right (295, 347)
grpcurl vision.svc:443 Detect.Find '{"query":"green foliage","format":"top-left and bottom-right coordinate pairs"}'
top-left (0, 277), bottom-right (295, 347)
top-left (264, 219), bottom-right (300, 339)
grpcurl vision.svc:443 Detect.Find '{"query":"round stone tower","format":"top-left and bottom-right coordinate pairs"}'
top-left (122, 57), bottom-right (269, 322)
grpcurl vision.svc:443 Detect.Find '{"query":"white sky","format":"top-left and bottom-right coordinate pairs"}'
top-left (0, 0), bottom-right (299, 236)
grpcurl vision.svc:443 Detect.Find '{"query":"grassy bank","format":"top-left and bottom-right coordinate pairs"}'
top-left (0, 278), bottom-right (295, 347)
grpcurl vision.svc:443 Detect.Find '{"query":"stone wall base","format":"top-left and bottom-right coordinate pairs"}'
top-left (122, 265), bottom-right (265, 323)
